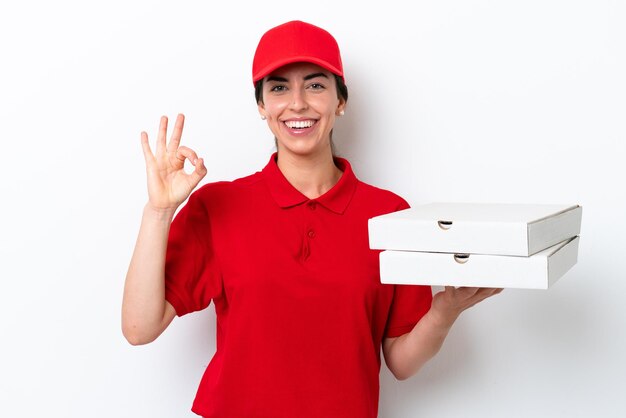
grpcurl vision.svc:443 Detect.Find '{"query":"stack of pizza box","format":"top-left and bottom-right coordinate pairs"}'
top-left (368, 203), bottom-right (582, 289)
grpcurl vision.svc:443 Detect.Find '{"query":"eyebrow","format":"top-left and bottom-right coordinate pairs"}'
top-left (304, 72), bottom-right (328, 81)
top-left (266, 72), bottom-right (329, 83)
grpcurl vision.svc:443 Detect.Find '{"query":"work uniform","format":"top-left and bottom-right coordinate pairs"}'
top-left (165, 153), bottom-right (432, 418)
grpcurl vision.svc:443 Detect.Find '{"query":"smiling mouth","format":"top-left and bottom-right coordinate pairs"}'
top-left (284, 120), bottom-right (316, 129)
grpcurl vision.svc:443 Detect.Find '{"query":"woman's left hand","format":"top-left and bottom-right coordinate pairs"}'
top-left (430, 286), bottom-right (503, 328)
top-left (383, 286), bottom-right (504, 379)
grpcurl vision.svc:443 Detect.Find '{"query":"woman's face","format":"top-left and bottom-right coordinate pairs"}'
top-left (258, 62), bottom-right (346, 158)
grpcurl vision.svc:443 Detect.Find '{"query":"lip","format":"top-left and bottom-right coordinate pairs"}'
top-left (281, 118), bottom-right (318, 136)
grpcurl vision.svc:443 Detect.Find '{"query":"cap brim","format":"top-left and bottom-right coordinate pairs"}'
top-left (252, 56), bottom-right (344, 84)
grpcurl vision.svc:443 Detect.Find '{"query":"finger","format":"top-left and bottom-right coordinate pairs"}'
top-left (188, 157), bottom-right (208, 186)
top-left (174, 145), bottom-right (199, 166)
top-left (478, 287), bottom-right (503, 297)
top-left (167, 113), bottom-right (185, 153)
top-left (156, 115), bottom-right (168, 155)
top-left (470, 287), bottom-right (503, 304)
top-left (456, 286), bottom-right (481, 299)
top-left (140, 131), bottom-right (155, 165)
top-left (443, 286), bottom-right (456, 294)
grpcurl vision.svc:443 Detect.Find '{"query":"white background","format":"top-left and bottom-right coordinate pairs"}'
top-left (1, 1), bottom-right (624, 417)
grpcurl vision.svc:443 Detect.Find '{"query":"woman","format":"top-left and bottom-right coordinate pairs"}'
top-left (122, 20), bottom-right (501, 418)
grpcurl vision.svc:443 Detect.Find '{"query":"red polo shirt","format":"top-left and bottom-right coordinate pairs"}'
top-left (164, 153), bottom-right (432, 418)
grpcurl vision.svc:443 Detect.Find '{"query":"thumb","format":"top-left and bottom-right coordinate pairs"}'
top-left (188, 157), bottom-right (207, 187)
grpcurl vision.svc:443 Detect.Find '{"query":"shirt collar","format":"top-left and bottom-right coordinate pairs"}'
top-left (261, 152), bottom-right (358, 214)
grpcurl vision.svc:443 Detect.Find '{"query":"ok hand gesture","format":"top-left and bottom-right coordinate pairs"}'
top-left (140, 114), bottom-right (207, 211)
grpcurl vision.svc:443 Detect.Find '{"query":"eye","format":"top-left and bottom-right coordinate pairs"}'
top-left (308, 82), bottom-right (325, 90)
top-left (270, 85), bottom-right (287, 92)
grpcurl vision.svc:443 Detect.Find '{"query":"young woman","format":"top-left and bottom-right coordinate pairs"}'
top-left (122, 20), bottom-right (502, 418)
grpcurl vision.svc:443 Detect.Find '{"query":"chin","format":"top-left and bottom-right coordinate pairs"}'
top-left (277, 137), bottom-right (330, 157)
top-left (280, 144), bottom-right (330, 159)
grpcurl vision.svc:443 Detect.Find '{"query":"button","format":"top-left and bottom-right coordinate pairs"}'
top-left (308, 230), bottom-right (315, 238)
top-left (308, 202), bottom-right (317, 210)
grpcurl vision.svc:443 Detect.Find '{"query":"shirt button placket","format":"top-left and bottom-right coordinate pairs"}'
top-left (303, 201), bottom-right (318, 262)
top-left (308, 202), bottom-right (317, 239)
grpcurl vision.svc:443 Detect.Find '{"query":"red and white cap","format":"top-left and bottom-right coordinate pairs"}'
top-left (252, 20), bottom-right (344, 85)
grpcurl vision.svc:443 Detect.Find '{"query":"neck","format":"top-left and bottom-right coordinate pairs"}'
top-left (276, 149), bottom-right (343, 199)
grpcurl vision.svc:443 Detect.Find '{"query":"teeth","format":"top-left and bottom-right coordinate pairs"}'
top-left (285, 120), bottom-right (315, 129)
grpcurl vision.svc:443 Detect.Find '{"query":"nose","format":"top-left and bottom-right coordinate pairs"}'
top-left (288, 87), bottom-right (308, 112)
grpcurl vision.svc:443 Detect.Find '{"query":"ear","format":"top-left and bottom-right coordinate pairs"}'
top-left (257, 103), bottom-right (267, 120)
top-left (336, 99), bottom-right (346, 116)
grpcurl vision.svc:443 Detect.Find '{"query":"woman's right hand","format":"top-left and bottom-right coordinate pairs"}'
top-left (140, 114), bottom-right (207, 212)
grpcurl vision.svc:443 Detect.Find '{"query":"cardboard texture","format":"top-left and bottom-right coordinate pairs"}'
top-left (379, 237), bottom-right (579, 289)
top-left (369, 202), bottom-right (582, 256)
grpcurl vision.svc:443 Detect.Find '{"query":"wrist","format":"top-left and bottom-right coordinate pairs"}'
top-left (143, 203), bottom-right (177, 222)
top-left (427, 305), bottom-right (460, 331)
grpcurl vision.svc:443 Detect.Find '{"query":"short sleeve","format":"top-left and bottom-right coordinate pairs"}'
top-left (383, 195), bottom-right (433, 338)
top-left (384, 285), bottom-right (433, 338)
top-left (164, 189), bottom-right (222, 316)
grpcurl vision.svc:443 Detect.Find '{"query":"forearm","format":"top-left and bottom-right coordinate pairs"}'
top-left (384, 308), bottom-right (457, 380)
top-left (384, 286), bottom-right (502, 380)
top-left (122, 204), bottom-right (176, 344)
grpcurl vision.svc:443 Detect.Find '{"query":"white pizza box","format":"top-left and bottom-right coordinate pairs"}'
top-left (379, 236), bottom-right (579, 289)
top-left (369, 202), bottom-right (582, 256)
